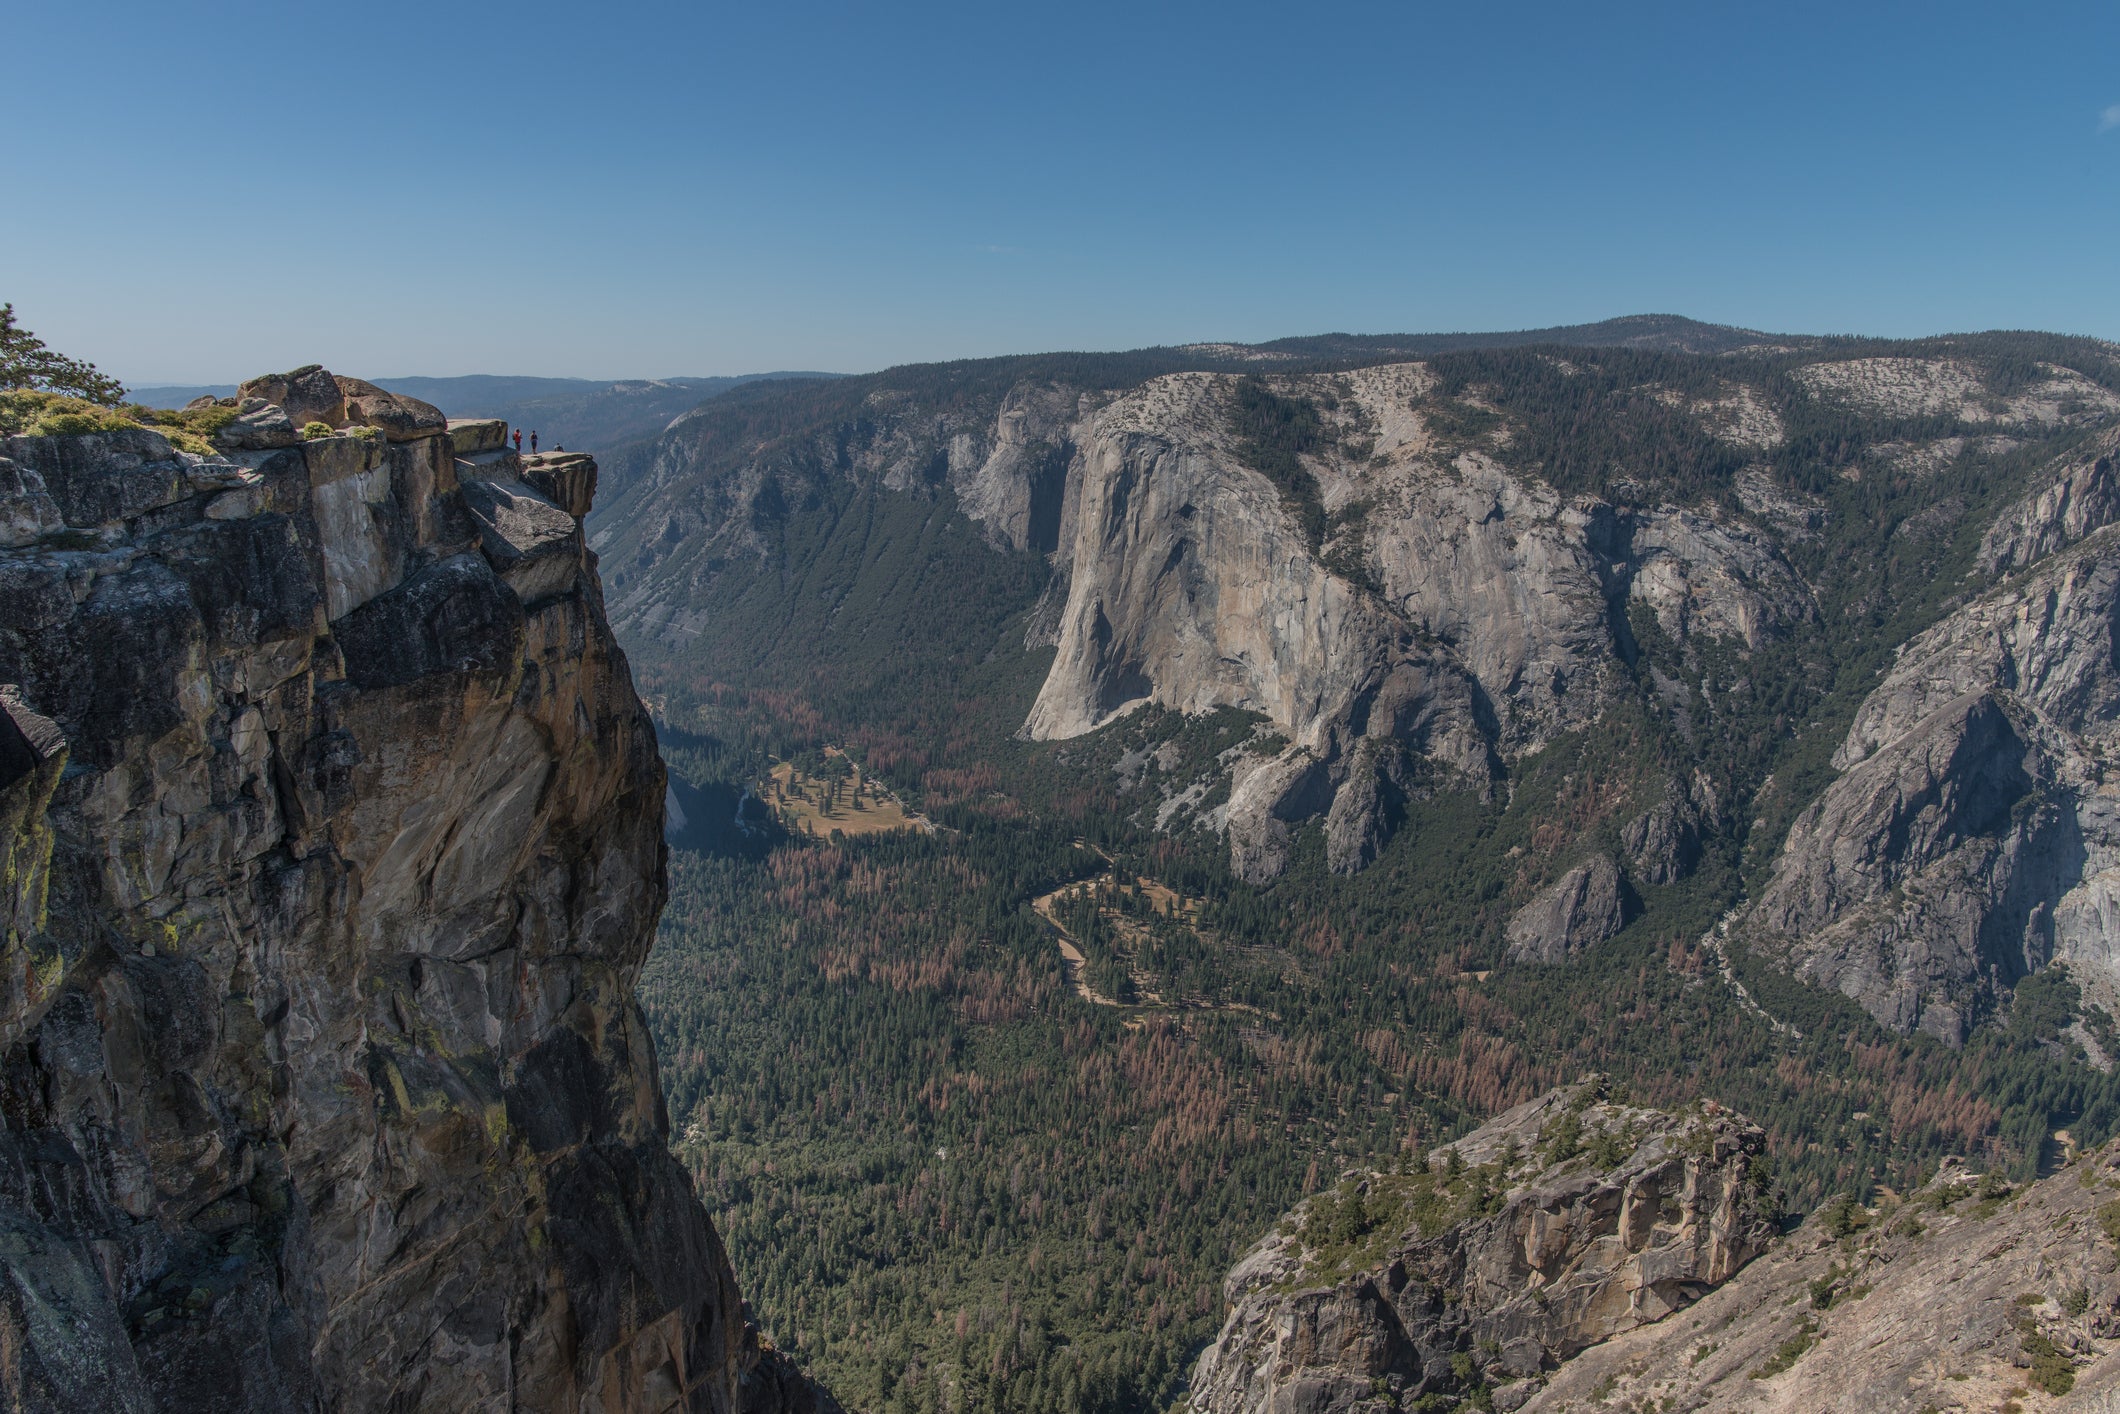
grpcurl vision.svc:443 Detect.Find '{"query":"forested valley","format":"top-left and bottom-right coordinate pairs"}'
top-left (619, 333), bottom-right (2120, 1413)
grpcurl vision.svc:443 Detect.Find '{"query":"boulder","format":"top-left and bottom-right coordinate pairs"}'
top-left (521, 450), bottom-right (597, 519)
top-left (238, 363), bottom-right (345, 428)
top-left (210, 397), bottom-right (300, 451)
top-left (335, 376), bottom-right (446, 443)
top-left (460, 474), bottom-right (584, 604)
top-left (447, 418), bottom-right (510, 455)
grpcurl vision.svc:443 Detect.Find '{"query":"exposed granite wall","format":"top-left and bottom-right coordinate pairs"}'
top-left (1736, 437), bottom-right (2120, 1041)
top-left (1190, 1083), bottom-right (1773, 1413)
top-left (1017, 368), bottom-right (1812, 881)
top-left (0, 375), bottom-right (823, 1412)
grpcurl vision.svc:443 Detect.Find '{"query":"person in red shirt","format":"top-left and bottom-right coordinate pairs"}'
top-left (512, 428), bottom-right (522, 451)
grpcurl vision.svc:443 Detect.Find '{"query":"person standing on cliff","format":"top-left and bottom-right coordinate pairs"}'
top-left (512, 428), bottom-right (521, 452)
top-left (530, 431), bottom-right (539, 453)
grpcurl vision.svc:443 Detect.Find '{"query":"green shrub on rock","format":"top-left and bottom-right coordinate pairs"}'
top-left (2019, 1327), bottom-right (2076, 1395)
top-left (0, 390), bottom-right (133, 437)
top-left (0, 388), bottom-right (237, 455)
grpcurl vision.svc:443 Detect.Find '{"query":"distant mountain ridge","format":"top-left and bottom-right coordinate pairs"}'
top-left (1211, 312), bottom-right (1804, 360)
top-left (119, 316), bottom-right (1819, 456)
top-left (128, 370), bottom-right (842, 456)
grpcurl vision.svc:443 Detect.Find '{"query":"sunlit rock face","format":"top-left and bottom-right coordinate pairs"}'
top-left (1189, 1082), bottom-right (1773, 1414)
top-left (1736, 431), bottom-right (2120, 1042)
top-left (1023, 367), bottom-right (1810, 881)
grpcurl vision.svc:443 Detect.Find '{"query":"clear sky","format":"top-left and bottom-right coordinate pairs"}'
top-left (6, 0), bottom-right (2118, 384)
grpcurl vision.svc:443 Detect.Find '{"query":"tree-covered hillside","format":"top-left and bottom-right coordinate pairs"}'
top-left (618, 325), bottom-right (2120, 1412)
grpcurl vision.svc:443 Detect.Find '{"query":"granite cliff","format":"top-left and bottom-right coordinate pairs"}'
top-left (1734, 427), bottom-right (2120, 1042)
top-left (601, 342), bottom-right (1828, 884)
top-left (1020, 363), bottom-right (1815, 881)
top-left (573, 326), bottom-right (2120, 1402)
top-left (0, 371), bottom-right (825, 1411)
top-left (1188, 1081), bottom-right (1775, 1414)
top-left (1196, 1082), bottom-right (2120, 1414)
top-left (596, 334), bottom-right (2120, 1026)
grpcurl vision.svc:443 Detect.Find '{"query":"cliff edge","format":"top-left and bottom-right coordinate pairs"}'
top-left (0, 372), bottom-right (825, 1411)
top-left (1190, 1081), bottom-right (1774, 1413)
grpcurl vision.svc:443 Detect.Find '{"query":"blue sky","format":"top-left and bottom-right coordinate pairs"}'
top-left (6, 0), bottom-right (2117, 383)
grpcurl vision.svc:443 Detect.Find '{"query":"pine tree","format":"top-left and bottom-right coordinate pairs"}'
top-left (0, 304), bottom-right (126, 404)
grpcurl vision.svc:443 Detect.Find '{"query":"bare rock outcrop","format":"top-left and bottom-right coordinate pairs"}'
top-left (1527, 1146), bottom-right (2120, 1413)
top-left (0, 380), bottom-right (826, 1411)
top-left (232, 365), bottom-right (448, 443)
top-left (1021, 374), bottom-right (1497, 881)
top-left (1626, 509), bottom-right (1813, 651)
top-left (1505, 857), bottom-right (1631, 963)
top-left (602, 352), bottom-right (1832, 883)
top-left (1022, 368), bottom-right (1812, 880)
top-left (947, 380), bottom-right (1082, 555)
top-left (1794, 356), bottom-right (2120, 426)
top-left (1980, 429), bottom-right (2120, 577)
top-left (213, 399), bottom-right (301, 452)
top-left (235, 364), bottom-right (348, 429)
top-left (1189, 1082), bottom-right (1774, 1414)
top-left (1738, 520), bottom-right (2120, 1038)
top-left (1621, 773), bottom-right (1717, 887)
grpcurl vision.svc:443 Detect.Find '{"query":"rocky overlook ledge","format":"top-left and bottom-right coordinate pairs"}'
top-left (1190, 1081), bottom-right (1774, 1413)
top-left (0, 370), bottom-right (824, 1411)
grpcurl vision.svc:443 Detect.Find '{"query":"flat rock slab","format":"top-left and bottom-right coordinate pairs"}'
top-left (460, 473), bottom-right (582, 604)
top-left (447, 418), bottom-right (509, 455)
top-left (521, 451), bottom-right (597, 520)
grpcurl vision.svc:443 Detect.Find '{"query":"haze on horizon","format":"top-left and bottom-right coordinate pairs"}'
top-left (8, 0), bottom-right (2118, 385)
